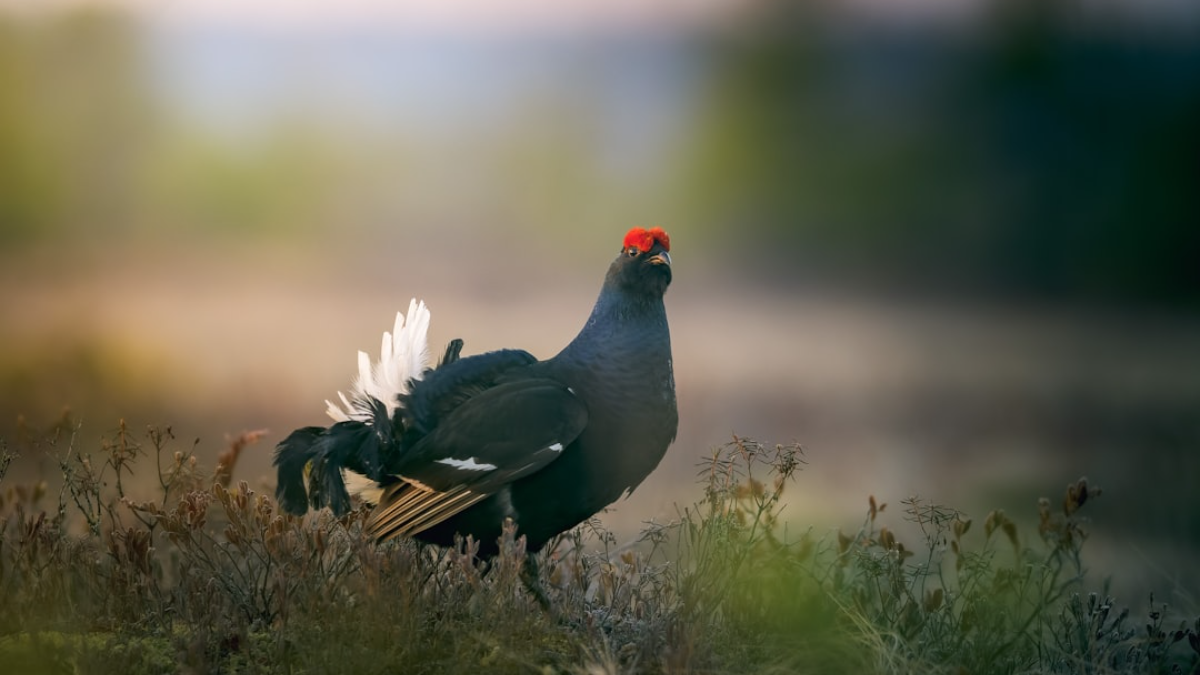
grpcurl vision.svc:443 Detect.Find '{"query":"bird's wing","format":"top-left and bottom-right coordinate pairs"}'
top-left (366, 378), bottom-right (587, 542)
top-left (366, 482), bottom-right (491, 542)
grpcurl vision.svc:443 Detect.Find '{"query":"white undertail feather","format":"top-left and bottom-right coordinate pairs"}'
top-left (325, 298), bottom-right (432, 423)
top-left (342, 469), bottom-right (384, 505)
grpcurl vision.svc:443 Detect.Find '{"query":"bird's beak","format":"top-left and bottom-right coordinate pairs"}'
top-left (648, 251), bottom-right (671, 267)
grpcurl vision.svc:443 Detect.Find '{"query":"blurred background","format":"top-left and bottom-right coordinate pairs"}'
top-left (1, 0), bottom-right (1198, 604)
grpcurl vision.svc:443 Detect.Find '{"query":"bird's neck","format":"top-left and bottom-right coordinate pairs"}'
top-left (558, 286), bottom-right (670, 362)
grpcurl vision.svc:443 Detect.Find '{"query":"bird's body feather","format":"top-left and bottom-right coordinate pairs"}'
top-left (275, 227), bottom-right (676, 554)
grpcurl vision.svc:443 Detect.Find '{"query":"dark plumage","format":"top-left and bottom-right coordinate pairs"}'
top-left (274, 227), bottom-right (677, 555)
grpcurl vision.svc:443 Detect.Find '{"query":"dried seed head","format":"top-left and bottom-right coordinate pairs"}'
top-left (924, 587), bottom-right (944, 613)
top-left (837, 528), bottom-right (852, 555)
top-left (984, 510), bottom-right (999, 539)
top-left (879, 527), bottom-right (897, 552)
top-left (1001, 518), bottom-right (1019, 550)
top-left (1063, 477), bottom-right (1100, 516)
top-left (954, 518), bottom-right (972, 540)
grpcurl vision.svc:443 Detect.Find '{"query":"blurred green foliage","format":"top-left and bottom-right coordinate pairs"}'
top-left (680, 3), bottom-right (1200, 304)
top-left (1, 2), bottom-right (1197, 305)
top-left (0, 8), bottom-right (339, 245)
top-left (145, 129), bottom-right (340, 237)
top-left (0, 9), bottom-right (150, 243)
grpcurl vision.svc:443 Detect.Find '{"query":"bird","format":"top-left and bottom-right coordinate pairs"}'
top-left (273, 226), bottom-right (677, 562)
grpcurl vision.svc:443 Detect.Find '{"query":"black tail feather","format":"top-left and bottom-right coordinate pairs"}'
top-left (307, 422), bottom-right (377, 515)
top-left (439, 338), bottom-right (464, 367)
top-left (277, 397), bottom-right (403, 517)
top-left (274, 426), bottom-right (325, 515)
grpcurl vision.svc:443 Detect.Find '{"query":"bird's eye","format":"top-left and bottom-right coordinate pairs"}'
top-left (626, 247), bottom-right (639, 257)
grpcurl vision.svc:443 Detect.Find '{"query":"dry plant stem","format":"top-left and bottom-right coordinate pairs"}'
top-left (2, 422), bottom-right (1197, 674)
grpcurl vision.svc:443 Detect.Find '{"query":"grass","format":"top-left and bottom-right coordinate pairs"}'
top-left (1, 414), bottom-right (1197, 674)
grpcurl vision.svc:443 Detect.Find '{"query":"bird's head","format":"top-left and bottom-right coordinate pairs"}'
top-left (607, 226), bottom-right (672, 296)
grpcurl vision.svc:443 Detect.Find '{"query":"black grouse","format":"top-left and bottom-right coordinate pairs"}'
top-left (274, 227), bottom-right (677, 556)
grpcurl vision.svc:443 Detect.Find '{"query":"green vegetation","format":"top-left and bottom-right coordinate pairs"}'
top-left (2, 416), bottom-right (1196, 673)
